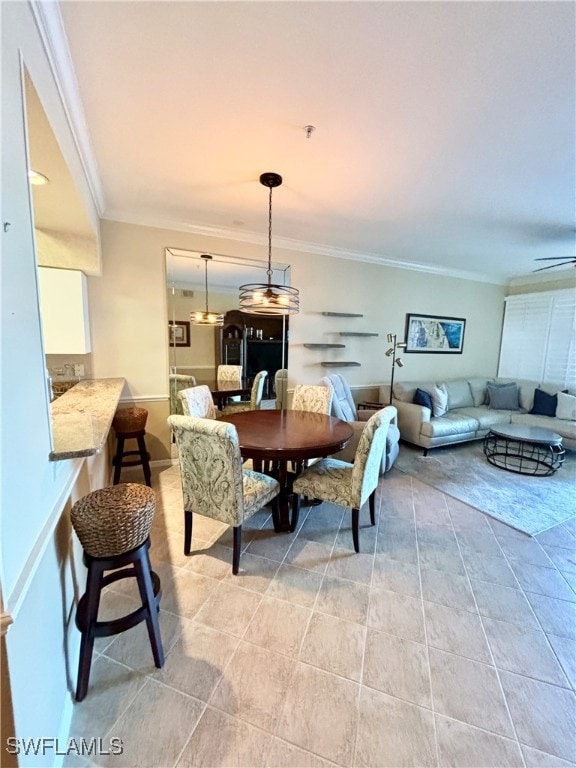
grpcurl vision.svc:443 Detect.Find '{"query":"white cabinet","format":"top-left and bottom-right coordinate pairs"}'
top-left (37, 267), bottom-right (91, 354)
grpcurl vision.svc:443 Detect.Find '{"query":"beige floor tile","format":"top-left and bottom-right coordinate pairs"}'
top-left (413, 484), bottom-right (451, 527)
top-left (541, 544), bottom-right (576, 574)
top-left (194, 581), bottom-right (263, 636)
top-left (176, 706), bottom-right (272, 767)
top-left (471, 579), bottom-right (540, 630)
top-left (547, 633), bottom-right (576, 689)
top-left (435, 714), bottom-right (524, 767)
top-left (265, 738), bottom-right (337, 767)
top-left (300, 613), bottom-right (365, 681)
top-left (497, 537), bottom-right (554, 568)
top-left (222, 552), bottom-right (280, 593)
top-left (484, 618), bottom-right (570, 687)
top-left (418, 539), bottom-right (466, 576)
top-left (376, 525), bottom-right (419, 565)
top-left (448, 502), bottom-right (492, 532)
top-left (509, 560), bottom-right (576, 603)
top-left (265, 564), bottom-right (323, 608)
top-left (421, 568), bottom-right (477, 613)
top-left (68, 656), bottom-right (146, 741)
top-left (371, 556), bottom-right (421, 598)
top-left (297, 504), bottom-right (345, 548)
top-left (276, 662), bottom-right (359, 766)
top-left (522, 745), bottom-right (576, 768)
top-left (282, 537), bottom-right (333, 573)
top-left (183, 543), bottom-right (235, 580)
top-left (536, 524), bottom-right (576, 551)
top-left (209, 641), bottom-right (294, 732)
top-left (103, 609), bottom-right (186, 670)
top-left (525, 592), bottom-right (576, 639)
top-left (335, 520), bottom-right (377, 554)
top-left (500, 671), bottom-right (576, 762)
top-left (429, 648), bottom-right (514, 738)
top-left (243, 596), bottom-right (312, 657)
top-left (325, 547), bottom-right (374, 585)
top-left (456, 529), bottom-right (504, 560)
top-left (460, 550), bottom-right (519, 589)
top-left (92, 592), bottom-right (143, 653)
top-left (160, 568), bottom-right (219, 619)
top-left (244, 528), bottom-right (296, 563)
top-left (99, 678), bottom-right (204, 767)
top-left (424, 601), bottom-right (491, 663)
top-left (363, 629), bottom-right (431, 707)
top-left (368, 587), bottom-right (425, 643)
top-left (315, 574), bottom-right (370, 626)
top-left (153, 620), bottom-right (239, 701)
top-left (355, 686), bottom-right (437, 767)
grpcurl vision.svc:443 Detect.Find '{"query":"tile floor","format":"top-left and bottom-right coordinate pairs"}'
top-left (67, 462), bottom-right (576, 767)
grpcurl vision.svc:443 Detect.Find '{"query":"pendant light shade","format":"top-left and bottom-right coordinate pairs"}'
top-left (239, 172), bottom-right (299, 316)
top-left (191, 255), bottom-right (224, 326)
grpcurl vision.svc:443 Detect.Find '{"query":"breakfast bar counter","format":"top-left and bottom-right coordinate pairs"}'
top-left (49, 378), bottom-right (125, 461)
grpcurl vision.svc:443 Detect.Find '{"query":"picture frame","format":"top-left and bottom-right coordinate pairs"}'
top-left (168, 320), bottom-right (190, 347)
top-left (404, 313), bottom-right (466, 354)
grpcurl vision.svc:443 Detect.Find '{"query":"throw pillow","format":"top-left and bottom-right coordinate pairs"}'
top-left (430, 384), bottom-right (448, 417)
top-left (555, 391), bottom-right (576, 421)
top-left (530, 388), bottom-right (558, 417)
top-left (413, 388), bottom-right (433, 411)
top-left (487, 382), bottom-right (520, 410)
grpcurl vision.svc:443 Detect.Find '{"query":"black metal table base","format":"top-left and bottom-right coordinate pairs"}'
top-left (483, 433), bottom-right (565, 476)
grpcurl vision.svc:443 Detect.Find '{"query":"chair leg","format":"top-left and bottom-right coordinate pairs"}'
top-left (352, 507), bottom-right (360, 553)
top-left (75, 560), bottom-right (104, 701)
top-left (369, 490), bottom-right (376, 526)
top-left (112, 436), bottom-right (125, 484)
top-left (271, 497), bottom-right (281, 533)
top-left (133, 547), bottom-right (164, 669)
top-left (184, 510), bottom-right (192, 555)
top-left (137, 433), bottom-right (152, 487)
top-left (232, 525), bottom-right (242, 574)
top-left (290, 494), bottom-right (301, 533)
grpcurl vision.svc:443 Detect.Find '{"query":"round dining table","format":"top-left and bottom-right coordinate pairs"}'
top-left (219, 409), bottom-right (354, 531)
top-left (195, 379), bottom-right (251, 409)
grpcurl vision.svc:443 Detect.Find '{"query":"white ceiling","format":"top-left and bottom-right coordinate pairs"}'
top-left (57, 1), bottom-right (575, 284)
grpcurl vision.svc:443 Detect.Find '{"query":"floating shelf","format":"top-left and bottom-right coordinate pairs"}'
top-left (321, 312), bottom-right (364, 318)
top-left (320, 361), bottom-right (361, 367)
top-left (339, 332), bottom-right (379, 337)
top-left (304, 343), bottom-right (346, 349)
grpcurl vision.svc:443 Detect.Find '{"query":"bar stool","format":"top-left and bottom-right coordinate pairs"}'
top-left (112, 406), bottom-right (152, 487)
top-left (71, 483), bottom-right (164, 701)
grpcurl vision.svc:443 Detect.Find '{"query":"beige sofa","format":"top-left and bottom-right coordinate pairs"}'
top-left (380, 377), bottom-right (576, 453)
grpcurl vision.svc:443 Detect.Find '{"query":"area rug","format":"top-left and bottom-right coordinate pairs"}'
top-left (394, 441), bottom-right (576, 536)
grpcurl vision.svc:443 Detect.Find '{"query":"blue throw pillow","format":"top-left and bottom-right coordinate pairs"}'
top-left (413, 388), bottom-right (433, 411)
top-left (530, 388), bottom-right (558, 416)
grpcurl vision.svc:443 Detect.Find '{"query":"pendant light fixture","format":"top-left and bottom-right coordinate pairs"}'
top-left (190, 254), bottom-right (224, 326)
top-left (239, 172), bottom-right (299, 315)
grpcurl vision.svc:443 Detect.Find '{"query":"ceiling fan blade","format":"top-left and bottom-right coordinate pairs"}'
top-left (533, 260), bottom-right (576, 272)
top-left (534, 256), bottom-right (576, 261)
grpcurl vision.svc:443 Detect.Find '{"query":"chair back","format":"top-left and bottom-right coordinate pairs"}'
top-left (178, 385), bottom-right (216, 419)
top-left (217, 365), bottom-right (243, 384)
top-left (250, 371), bottom-right (268, 409)
top-left (292, 384), bottom-right (333, 414)
top-left (168, 415), bottom-right (244, 526)
top-left (319, 374), bottom-right (357, 421)
top-left (169, 374), bottom-right (197, 415)
top-left (351, 406), bottom-right (398, 506)
top-left (275, 369), bottom-right (288, 409)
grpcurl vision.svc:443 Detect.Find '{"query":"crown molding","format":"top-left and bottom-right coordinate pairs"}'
top-left (103, 210), bottom-right (505, 286)
top-left (30, 0), bottom-right (105, 215)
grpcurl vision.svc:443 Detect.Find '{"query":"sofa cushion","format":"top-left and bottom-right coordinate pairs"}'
top-left (444, 379), bottom-right (474, 409)
top-left (467, 378), bottom-right (492, 407)
top-left (530, 388), bottom-right (558, 417)
top-left (413, 388), bottom-right (433, 411)
top-left (421, 412), bottom-right (479, 438)
top-left (455, 406), bottom-right (513, 430)
top-left (557, 392), bottom-right (576, 421)
top-left (488, 382), bottom-right (520, 410)
top-left (430, 384), bottom-right (448, 417)
top-left (393, 380), bottom-right (437, 404)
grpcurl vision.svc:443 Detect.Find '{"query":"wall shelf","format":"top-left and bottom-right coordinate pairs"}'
top-left (304, 343), bottom-right (346, 349)
top-left (320, 361), bottom-right (361, 367)
top-left (321, 312), bottom-right (364, 317)
top-left (338, 332), bottom-right (379, 337)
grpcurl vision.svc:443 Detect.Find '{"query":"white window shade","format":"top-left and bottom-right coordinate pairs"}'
top-left (498, 289), bottom-right (576, 388)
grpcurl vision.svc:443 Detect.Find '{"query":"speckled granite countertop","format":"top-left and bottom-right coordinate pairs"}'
top-left (49, 378), bottom-right (125, 460)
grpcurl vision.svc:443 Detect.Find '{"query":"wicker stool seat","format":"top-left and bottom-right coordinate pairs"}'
top-left (71, 483), bottom-right (164, 701)
top-left (112, 406), bottom-right (152, 487)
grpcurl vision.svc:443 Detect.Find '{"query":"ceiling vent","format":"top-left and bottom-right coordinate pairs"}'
top-left (181, 289), bottom-right (194, 298)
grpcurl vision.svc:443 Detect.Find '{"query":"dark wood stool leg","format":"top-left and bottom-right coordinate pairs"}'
top-left (75, 560), bottom-right (104, 701)
top-left (136, 433), bottom-right (152, 487)
top-left (290, 494), bottom-right (301, 533)
top-left (232, 526), bottom-right (242, 575)
top-left (113, 436), bottom-right (125, 484)
top-left (133, 549), bottom-right (164, 668)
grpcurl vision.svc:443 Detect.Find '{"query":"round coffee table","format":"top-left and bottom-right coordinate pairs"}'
top-left (483, 424), bottom-right (565, 476)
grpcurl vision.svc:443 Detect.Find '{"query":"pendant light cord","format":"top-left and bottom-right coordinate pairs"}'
top-left (204, 258), bottom-right (209, 314)
top-left (267, 185), bottom-right (273, 283)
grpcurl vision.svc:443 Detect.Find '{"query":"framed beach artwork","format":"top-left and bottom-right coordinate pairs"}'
top-left (405, 314), bottom-right (466, 354)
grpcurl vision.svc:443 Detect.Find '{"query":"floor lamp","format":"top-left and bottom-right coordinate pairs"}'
top-left (385, 333), bottom-right (406, 405)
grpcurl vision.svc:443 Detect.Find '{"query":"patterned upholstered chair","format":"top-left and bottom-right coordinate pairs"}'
top-left (291, 407), bottom-right (394, 552)
top-left (169, 374), bottom-right (197, 415)
top-left (220, 371), bottom-right (267, 416)
top-left (168, 415), bottom-right (280, 574)
top-left (275, 369), bottom-right (288, 409)
top-left (292, 384), bottom-right (333, 414)
top-left (217, 365), bottom-right (243, 384)
top-left (320, 374), bottom-right (400, 473)
top-left (178, 385), bottom-right (217, 420)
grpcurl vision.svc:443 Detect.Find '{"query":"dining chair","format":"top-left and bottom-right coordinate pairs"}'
top-left (220, 370), bottom-right (268, 416)
top-left (169, 373), bottom-right (197, 415)
top-left (275, 369), bottom-right (288, 409)
top-left (290, 407), bottom-right (394, 551)
top-left (178, 385), bottom-right (217, 420)
top-left (217, 364), bottom-right (243, 404)
top-left (167, 415), bottom-right (280, 573)
top-left (292, 384), bottom-right (333, 414)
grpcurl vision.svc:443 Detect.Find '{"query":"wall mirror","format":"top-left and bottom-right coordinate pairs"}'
top-left (165, 247), bottom-right (291, 400)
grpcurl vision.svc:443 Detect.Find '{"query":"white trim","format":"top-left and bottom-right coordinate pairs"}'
top-left (6, 459), bottom-right (84, 618)
top-left (119, 394), bottom-right (167, 404)
top-left (30, 0), bottom-right (105, 215)
top-left (504, 287), bottom-right (575, 303)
